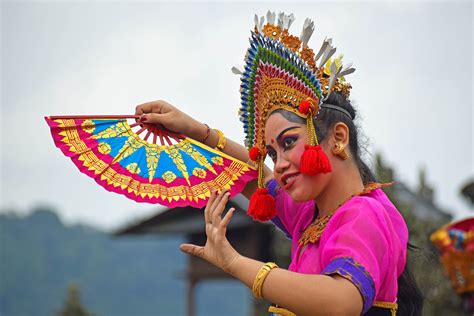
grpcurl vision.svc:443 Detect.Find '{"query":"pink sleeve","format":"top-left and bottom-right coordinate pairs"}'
top-left (319, 196), bottom-right (407, 310)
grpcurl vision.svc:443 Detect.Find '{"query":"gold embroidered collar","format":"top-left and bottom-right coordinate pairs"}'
top-left (297, 182), bottom-right (392, 247)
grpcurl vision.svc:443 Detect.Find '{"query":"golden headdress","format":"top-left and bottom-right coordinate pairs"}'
top-left (235, 11), bottom-right (355, 221)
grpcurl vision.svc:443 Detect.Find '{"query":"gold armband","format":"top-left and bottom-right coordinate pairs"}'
top-left (213, 128), bottom-right (226, 151)
top-left (252, 262), bottom-right (278, 299)
top-left (268, 306), bottom-right (296, 316)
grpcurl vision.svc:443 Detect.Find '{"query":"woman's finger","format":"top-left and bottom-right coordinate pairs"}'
top-left (179, 243), bottom-right (205, 258)
top-left (135, 105), bottom-right (143, 116)
top-left (220, 207), bottom-right (236, 229)
top-left (139, 112), bottom-right (166, 124)
top-left (209, 189), bottom-right (227, 220)
top-left (204, 190), bottom-right (217, 225)
top-left (135, 101), bottom-right (163, 115)
top-left (135, 103), bottom-right (150, 115)
top-left (135, 102), bottom-right (157, 124)
top-left (212, 191), bottom-right (231, 224)
top-left (211, 189), bottom-right (226, 209)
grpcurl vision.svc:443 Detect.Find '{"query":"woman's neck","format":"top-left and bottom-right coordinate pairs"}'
top-left (315, 162), bottom-right (364, 218)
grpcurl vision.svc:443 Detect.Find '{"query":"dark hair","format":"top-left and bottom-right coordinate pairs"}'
top-left (270, 92), bottom-right (424, 315)
top-left (315, 92), bottom-right (377, 185)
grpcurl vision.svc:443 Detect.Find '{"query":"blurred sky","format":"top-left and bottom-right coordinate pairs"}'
top-left (1, 1), bottom-right (472, 231)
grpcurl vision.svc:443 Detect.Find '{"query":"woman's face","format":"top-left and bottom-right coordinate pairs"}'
top-left (264, 112), bottom-right (332, 202)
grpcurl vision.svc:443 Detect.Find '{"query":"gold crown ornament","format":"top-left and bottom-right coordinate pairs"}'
top-left (234, 11), bottom-right (355, 221)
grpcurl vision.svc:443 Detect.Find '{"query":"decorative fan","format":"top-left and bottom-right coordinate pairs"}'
top-left (45, 115), bottom-right (257, 208)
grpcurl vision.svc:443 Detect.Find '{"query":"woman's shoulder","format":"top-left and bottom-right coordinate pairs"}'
top-left (334, 188), bottom-right (406, 227)
top-left (330, 188), bottom-right (408, 244)
top-left (337, 187), bottom-right (401, 218)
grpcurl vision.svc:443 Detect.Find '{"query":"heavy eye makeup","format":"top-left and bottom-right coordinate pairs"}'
top-left (281, 134), bottom-right (298, 149)
top-left (265, 133), bottom-right (299, 162)
top-left (266, 147), bottom-right (277, 162)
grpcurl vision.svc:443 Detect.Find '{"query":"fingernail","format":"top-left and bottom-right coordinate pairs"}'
top-left (140, 115), bottom-right (147, 122)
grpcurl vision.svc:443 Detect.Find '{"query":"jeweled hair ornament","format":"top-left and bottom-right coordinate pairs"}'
top-left (235, 11), bottom-right (355, 221)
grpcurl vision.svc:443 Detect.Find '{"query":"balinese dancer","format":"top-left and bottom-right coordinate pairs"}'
top-left (135, 11), bottom-right (423, 315)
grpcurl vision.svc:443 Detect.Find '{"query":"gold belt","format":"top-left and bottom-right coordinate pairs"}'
top-left (268, 300), bottom-right (398, 316)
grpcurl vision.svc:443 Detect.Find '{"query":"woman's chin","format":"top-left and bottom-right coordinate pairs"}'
top-left (287, 190), bottom-right (314, 203)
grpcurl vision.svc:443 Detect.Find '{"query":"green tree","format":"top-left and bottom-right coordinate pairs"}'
top-left (56, 284), bottom-right (94, 316)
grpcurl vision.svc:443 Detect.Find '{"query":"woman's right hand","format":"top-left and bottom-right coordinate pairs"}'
top-left (135, 100), bottom-right (206, 140)
top-left (179, 189), bottom-right (241, 275)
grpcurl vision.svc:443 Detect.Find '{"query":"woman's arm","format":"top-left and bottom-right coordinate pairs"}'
top-left (180, 189), bottom-right (363, 316)
top-left (135, 100), bottom-right (273, 199)
top-left (229, 255), bottom-right (363, 316)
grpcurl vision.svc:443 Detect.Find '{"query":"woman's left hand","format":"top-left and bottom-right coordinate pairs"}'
top-left (179, 190), bottom-right (241, 275)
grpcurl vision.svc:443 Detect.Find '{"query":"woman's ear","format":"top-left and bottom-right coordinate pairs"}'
top-left (331, 122), bottom-right (350, 146)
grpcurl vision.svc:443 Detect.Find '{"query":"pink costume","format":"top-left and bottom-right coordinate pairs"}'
top-left (268, 180), bottom-right (408, 314)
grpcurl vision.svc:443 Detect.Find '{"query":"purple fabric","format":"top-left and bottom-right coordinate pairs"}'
top-left (267, 179), bottom-right (291, 238)
top-left (322, 257), bottom-right (376, 314)
top-left (266, 178), bottom-right (279, 198)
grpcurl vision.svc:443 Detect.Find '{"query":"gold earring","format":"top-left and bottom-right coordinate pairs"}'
top-left (332, 143), bottom-right (349, 160)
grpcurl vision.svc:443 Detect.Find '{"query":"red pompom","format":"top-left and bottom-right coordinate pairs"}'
top-left (247, 188), bottom-right (276, 221)
top-left (299, 100), bottom-right (312, 115)
top-left (299, 145), bottom-right (332, 176)
top-left (248, 146), bottom-right (261, 161)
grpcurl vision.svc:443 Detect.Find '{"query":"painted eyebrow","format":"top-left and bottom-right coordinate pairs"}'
top-left (276, 126), bottom-right (301, 143)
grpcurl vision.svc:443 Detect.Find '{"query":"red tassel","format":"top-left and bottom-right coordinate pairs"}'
top-left (248, 188), bottom-right (276, 221)
top-left (299, 145), bottom-right (332, 176)
top-left (299, 99), bottom-right (312, 115)
top-left (248, 146), bottom-right (261, 161)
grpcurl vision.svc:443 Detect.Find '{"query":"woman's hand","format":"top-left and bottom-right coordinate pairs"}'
top-left (135, 100), bottom-right (206, 140)
top-left (179, 189), bottom-right (241, 275)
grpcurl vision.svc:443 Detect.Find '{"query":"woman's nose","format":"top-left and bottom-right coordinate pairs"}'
top-left (274, 154), bottom-right (290, 173)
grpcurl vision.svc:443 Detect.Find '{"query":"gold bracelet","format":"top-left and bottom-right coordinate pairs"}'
top-left (252, 262), bottom-right (278, 299)
top-left (213, 128), bottom-right (226, 151)
top-left (268, 306), bottom-right (296, 316)
top-left (200, 124), bottom-right (211, 143)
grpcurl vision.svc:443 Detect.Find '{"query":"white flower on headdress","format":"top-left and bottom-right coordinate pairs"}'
top-left (300, 18), bottom-right (315, 48)
top-left (254, 14), bottom-right (264, 32)
top-left (277, 12), bottom-right (295, 29)
top-left (266, 10), bottom-right (276, 25)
